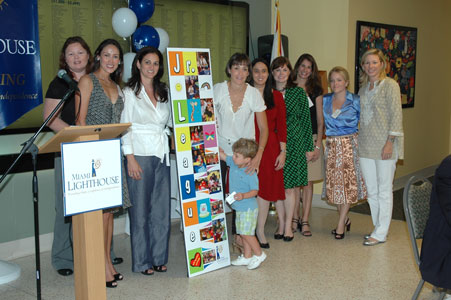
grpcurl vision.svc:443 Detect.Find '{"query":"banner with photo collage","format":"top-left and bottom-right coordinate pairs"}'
top-left (167, 48), bottom-right (230, 277)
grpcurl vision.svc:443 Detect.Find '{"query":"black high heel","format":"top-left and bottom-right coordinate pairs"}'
top-left (345, 218), bottom-right (351, 232)
top-left (257, 235), bottom-right (270, 248)
top-left (113, 273), bottom-right (123, 281)
top-left (283, 235), bottom-right (294, 242)
top-left (292, 218), bottom-right (299, 233)
top-left (106, 280), bottom-right (118, 288)
top-left (335, 231), bottom-right (345, 239)
top-left (331, 218), bottom-right (351, 236)
top-left (274, 232), bottom-right (284, 240)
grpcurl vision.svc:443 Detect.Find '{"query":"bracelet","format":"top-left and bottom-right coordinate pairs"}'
top-left (387, 136), bottom-right (395, 143)
top-left (259, 146), bottom-right (265, 150)
top-left (315, 145), bottom-right (320, 150)
top-left (280, 149), bottom-right (286, 153)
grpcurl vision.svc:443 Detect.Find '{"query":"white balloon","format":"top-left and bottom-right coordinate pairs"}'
top-left (155, 28), bottom-right (169, 53)
top-left (112, 8), bottom-right (137, 38)
top-left (122, 52), bottom-right (136, 83)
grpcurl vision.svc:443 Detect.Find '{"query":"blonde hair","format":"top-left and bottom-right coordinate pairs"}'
top-left (328, 66), bottom-right (350, 90)
top-left (359, 48), bottom-right (387, 87)
top-left (232, 138), bottom-right (258, 159)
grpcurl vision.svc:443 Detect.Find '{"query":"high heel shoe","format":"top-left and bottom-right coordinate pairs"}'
top-left (274, 232), bottom-right (284, 240)
top-left (345, 218), bottom-right (351, 232)
top-left (283, 235), bottom-right (294, 242)
top-left (256, 235), bottom-right (270, 248)
top-left (334, 231), bottom-right (345, 239)
top-left (299, 221), bottom-right (312, 237)
top-left (113, 273), bottom-right (124, 281)
top-left (292, 218), bottom-right (299, 233)
top-left (106, 280), bottom-right (118, 288)
top-left (331, 218), bottom-right (351, 235)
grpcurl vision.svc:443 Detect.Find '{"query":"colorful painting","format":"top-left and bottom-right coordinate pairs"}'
top-left (355, 21), bottom-right (417, 108)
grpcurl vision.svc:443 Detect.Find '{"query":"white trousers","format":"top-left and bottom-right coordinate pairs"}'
top-left (360, 157), bottom-right (397, 242)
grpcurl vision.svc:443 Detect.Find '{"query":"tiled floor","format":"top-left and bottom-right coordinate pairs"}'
top-left (0, 207), bottom-right (445, 299)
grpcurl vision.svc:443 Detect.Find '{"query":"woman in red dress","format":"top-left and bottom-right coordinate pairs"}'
top-left (250, 58), bottom-right (287, 248)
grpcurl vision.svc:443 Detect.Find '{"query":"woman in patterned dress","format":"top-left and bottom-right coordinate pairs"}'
top-left (75, 39), bottom-right (127, 287)
top-left (270, 57), bottom-right (313, 241)
top-left (249, 58), bottom-right (287, 248)
top-left (322, 66), bottom-right (367, 239)
top-left (291, 53), bottom-right (325, 236)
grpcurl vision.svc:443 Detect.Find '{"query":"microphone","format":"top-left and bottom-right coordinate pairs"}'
top-left (57, 69), bottom-right (79, 91)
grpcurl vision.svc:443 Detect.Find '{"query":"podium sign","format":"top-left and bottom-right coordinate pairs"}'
top-left (61, 139), bottom-right (122, 216)
top-left (167, 48), bottom-right (230, 277)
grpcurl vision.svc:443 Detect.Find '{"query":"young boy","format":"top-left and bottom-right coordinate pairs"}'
top-left (219, 138), bottom-right (266, 270)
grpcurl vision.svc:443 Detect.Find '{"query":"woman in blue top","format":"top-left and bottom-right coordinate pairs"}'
top-left (322, 67), bottom-right (367, 239)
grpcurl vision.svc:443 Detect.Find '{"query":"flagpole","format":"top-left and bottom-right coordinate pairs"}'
top-left (270, 0), bottom-right (284, 62)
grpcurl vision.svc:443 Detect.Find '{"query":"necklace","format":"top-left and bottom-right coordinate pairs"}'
top-left (275, 87), bottom-right (286, 93)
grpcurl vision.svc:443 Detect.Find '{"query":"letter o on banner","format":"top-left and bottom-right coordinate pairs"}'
top-left (129, 0), bottom-right (155, 24)
top-left (133, 25), bottom-right (160, 51)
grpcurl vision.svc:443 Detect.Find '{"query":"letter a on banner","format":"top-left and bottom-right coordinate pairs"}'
top-left (167, 48), bottom-right (230, 277)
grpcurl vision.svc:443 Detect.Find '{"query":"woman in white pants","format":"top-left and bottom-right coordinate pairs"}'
top-left (358, 48), bottom-right (404, 246)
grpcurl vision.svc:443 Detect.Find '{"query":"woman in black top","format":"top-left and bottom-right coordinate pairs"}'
top-left (43, 36), bottom-right (93, 276)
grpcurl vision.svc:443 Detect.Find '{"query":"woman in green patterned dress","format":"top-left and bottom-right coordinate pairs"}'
top-left (270, 57), bottom-right (313, 241)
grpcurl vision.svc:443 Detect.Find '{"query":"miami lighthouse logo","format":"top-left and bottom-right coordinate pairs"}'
top-left (67, 158), bottom-right (119, 193)
top-left (92, 158), bottom-right (101, 177)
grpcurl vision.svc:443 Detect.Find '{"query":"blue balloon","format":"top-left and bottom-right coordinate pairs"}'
top-left (133, 25), bottom-right (160, 51)
top-left (129, 0), bottom-right (155, 24)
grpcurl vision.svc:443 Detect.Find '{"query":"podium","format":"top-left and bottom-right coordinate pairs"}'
top-left (39, 123), bottom-right (130, 300)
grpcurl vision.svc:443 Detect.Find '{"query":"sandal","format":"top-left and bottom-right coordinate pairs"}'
top-left (153, 265), bottom-right (167, 272)
top-left (300, 221), bottom-right (312, 237)
top-left (113, 273), bottom-right (124, 281)
top-left (141, 269), bottom-right (154, 276)
top-left (291, 218), bottom-right (299, 233)
top-left (106, 280), bottom-right (118, 288)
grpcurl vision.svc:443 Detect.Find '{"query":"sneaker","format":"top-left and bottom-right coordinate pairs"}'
top-left (231, 255), bottom-right (252, 266)
top-left (247, 252), bottom-right (267, 270)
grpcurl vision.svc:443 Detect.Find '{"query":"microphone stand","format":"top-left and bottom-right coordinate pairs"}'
top-left (0, 87), bottom-right (76, 300)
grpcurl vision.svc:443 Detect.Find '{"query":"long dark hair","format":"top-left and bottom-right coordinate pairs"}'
top-left (93, 39), bottom-right (124, 85)
top-left (126, 46), bottom-right (168, 102)
top-left (249, 58), bottom-right (274, 109)
top-left (59, 36), bottom-right (93, 78)
top-left (270, 56), bottom-right (295, 89)
top-left (293, 53), bottom-right (323, 99)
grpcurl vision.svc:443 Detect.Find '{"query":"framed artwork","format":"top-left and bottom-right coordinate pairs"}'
top-left (355, 21), bottom-right (417, 108)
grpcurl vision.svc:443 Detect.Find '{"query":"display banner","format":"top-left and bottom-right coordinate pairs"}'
top-left (61, 139), bottom-right (123, 216)
top-left (167, 48), bottom-right (230, 277)
top-left (0, 0), bottom-right (43, 129)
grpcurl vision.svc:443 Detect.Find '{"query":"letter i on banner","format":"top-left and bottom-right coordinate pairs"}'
top-left (167, 48), bottom-right (230, 277)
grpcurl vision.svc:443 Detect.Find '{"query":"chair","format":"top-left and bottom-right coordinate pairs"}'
top-left (403, 176), bottom-right (446, 300)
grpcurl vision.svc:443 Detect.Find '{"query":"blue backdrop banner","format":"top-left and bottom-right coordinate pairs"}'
top-left (0, 0), bottom-right (42, 130)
